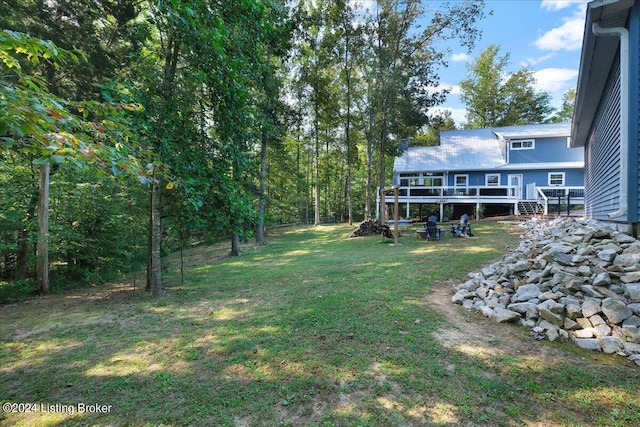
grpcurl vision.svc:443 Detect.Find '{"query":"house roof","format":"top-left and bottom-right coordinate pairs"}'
top-left (571, 0), bottom-right (634, 146)
top-left (393, 128), bottom-right (505, 173)
top-left (393, 123), bottom-right (572, 173)
top-left (493, 122), bottom-right (573, 140)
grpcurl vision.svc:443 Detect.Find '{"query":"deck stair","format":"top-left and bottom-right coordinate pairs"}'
top-left (518, 200), bottom-right (543, 216)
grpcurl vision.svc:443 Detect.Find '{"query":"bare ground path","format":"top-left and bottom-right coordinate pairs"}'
top-left (429, 279), bottom-right (636, 369)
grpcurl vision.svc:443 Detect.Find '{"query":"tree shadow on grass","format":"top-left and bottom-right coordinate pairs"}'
top-left (2, 280), bottom-right (639, 427)
top-left (2, 223), bottom-right (637, 426)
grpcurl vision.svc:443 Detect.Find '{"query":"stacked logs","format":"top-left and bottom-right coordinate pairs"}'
top-left (350, 220), bottom-right (394, 238)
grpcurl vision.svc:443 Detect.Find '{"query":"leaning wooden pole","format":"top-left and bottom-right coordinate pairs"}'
top-left (36, 162), bottom-right (50, 294)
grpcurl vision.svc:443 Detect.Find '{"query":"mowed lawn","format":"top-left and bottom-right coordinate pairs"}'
top-left (1, 222), bottom-right (639, 426)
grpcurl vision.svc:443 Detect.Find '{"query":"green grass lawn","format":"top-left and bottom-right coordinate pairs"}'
top-left (1, 222), bottom-right (639, 426)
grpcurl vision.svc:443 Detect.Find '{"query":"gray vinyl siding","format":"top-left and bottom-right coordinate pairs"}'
top-left (585, 64), bottom-right (623, 221)
top-left (629, 4), bottom-right (640, 222)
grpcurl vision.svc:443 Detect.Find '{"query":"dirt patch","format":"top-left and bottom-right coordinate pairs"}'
top-left (429, 280), bottom-right (581, 362)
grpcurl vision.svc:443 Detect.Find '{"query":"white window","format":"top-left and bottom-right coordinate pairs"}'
top-left (399, 173), bottom-right (419, 186)
top-left (510, 139), bottom-right (535, 150)
top-left (486, 174), bottom-right (500, 186)
top-left (549, 172), bottom-right (565, 186)
top-left (455, 174), bottom-right (468, 187)
top-left (423, 172), bottom-right (443, 187)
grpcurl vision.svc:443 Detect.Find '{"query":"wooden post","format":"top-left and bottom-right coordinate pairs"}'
top-left (383, 186), bottom-right (400, 244)
top-left (36, 163), bottom-right (50, 294)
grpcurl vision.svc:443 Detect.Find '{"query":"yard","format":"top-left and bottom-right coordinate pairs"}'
top-left (1, 222), bottom-right (638, 426)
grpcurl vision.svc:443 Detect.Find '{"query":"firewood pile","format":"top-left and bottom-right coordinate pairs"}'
top-left (349, 220), bottom-right (394, 238)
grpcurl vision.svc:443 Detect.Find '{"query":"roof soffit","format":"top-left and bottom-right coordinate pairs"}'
top-left (571, 0), bottom-right (634, 146)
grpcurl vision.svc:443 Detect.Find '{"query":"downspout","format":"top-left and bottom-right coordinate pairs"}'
top-left (592, 21), bottom-right (629, 219)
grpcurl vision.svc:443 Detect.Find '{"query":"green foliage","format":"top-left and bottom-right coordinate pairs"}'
top-left (412, 111), bottom-right (457, 146)
top-left (49, 169), bottom-right (148, 284)
top-left (0, 27), bottom-right (145, 294)
top-left (0, 29), bottom-right (141, 170)
top-left (443, 205), bottom-right (454, 222)
top-left (0, 0), bottom-right (491, 293)
top-left (0, 278), bottom-right (36, 303)
top-left (460, 44), bottom-right (553, 128)
top-left (551, 88), bottom-right (576, 123)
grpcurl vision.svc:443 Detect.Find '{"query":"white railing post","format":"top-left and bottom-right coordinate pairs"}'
top-left (537, 187), bottom-right (549, 215)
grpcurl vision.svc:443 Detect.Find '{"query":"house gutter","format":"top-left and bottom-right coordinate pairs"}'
top-left (592, 21), bottom-right (629, 218)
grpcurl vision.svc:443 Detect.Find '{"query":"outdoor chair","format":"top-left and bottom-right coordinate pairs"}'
top-left (451, 214), bottom-right (473, 237)
top-left (424, 215), bottom-right (444, 240)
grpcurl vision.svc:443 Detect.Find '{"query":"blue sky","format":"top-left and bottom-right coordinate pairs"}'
top-left (433, 0), bottom-right (589, 125)
top-left (353, 0), bottom-right (590, 126)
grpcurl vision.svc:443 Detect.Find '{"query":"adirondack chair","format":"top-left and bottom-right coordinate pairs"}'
top-left (424, 215), bottom-right (444, 240)
top-left (451, 214), bottom-right (473, 237)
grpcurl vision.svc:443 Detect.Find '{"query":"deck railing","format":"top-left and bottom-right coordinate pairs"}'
top-left (380, 184), bottom-right (584, 218)
top-left (390, 184), bottom-right (584, 201)
top-left (395, 185), bottom-right (517, 199)
top-left (535, 186), bottom-right (585, 215)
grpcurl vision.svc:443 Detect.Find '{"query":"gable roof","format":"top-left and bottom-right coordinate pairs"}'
top-left (571, 0), bottom-right (634, 146)
top-left (394, 123), bottom-right (572, 174)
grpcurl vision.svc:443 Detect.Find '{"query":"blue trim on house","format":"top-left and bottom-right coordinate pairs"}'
top-left (629, 3), bottom-right (640, 224)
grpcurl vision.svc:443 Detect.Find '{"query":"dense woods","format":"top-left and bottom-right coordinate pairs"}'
top-left (1, 0), bottom-right (496, 299)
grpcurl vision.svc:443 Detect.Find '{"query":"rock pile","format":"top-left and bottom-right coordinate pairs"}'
top-left (350, 220), bottom-right (394, 238)
top-left (452, 217), bottom-right (640, 366)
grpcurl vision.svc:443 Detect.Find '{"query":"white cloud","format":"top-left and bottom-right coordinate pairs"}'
top-left (533, 68), bottom-right (579, 93)
top-left (535, 2), bottom-right (588, 51)
top-left (520, 52), bottom-right (556, 68)
top-left (451, 53), bottom-right (469, 62)
top-left (541, 1), bottom-right (588, 12)
top-left (438, 83), bottom-right (460, 95)
top-left (534, 16), bottom-right (585, 51)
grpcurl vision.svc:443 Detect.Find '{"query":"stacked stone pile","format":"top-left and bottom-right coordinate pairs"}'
top-left (452, 217), bottom-right (640, 366)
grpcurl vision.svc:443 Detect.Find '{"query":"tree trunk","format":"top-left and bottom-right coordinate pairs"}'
top-left (256, 131), bottom-right (267, 245)
top-left (149, 178), bottom-right (162, 296)
top-left (314, 94), bottom-right (321, 226)
top-left (344, 24), bottom-right (353, 225)
top-left (145, 186), bottom-right (152, 292)
top-left (379, 100), bottom-right (388, 225)
top-left (36, 163), bottom-right (50, 294)
top-left (231, 233), bottom-right (241, 256)
top-left (365, 132), bottom-right (373, 221)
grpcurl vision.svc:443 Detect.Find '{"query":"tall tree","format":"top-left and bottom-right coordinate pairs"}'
top-left (295, 0), bottom-right (340, 226)
top-left (551, 88), bottom-right (576, 123)
top-left (253, 3), bottom-right (292, 246)
top-left (330, 0), bottom-right (364, 225)
top-left (133, 0), bottom-right (291, 276)
top-left (370, 0), bottom-right (486, 223)
top-left (460, 44), bottom-right (553, 128)
top-left (412, 110), bottom-right (457, 146)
